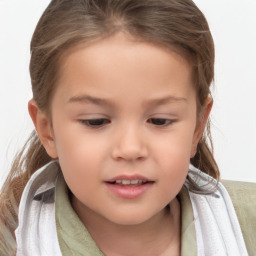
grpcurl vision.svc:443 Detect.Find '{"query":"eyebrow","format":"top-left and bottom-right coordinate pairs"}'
top-left (68, 95), bottom-right (113, 107)
top-left (68, 95), bottom-right (187, 107)
top-left (143, 95), bottom-right (188, 107)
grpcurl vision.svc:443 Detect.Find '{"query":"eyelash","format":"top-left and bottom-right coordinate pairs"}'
top-left (147, 118), bottom-right (175, 126)
top-left (79, 118), bottom-right (175, 128)
top-left (79, 119), bottom-right (111, 127)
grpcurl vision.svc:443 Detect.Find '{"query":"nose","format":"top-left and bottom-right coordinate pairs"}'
top-left (111, 125), bottom-right (148, 162)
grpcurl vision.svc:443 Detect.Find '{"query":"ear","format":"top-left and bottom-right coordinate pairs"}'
top-left (28, 99), bottom-right (58, 159)
top-left (190, 97), bottom-right (213, 158)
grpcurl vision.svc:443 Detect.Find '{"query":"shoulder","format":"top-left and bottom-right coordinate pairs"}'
top-left (221, 179), bottom-right (256, 203)
top-left (221, 180), bottom-right (256, 255)
top-left (221, 180), bottom-right (256, 209)
top-left (221, 180), bottom-right (256, 225)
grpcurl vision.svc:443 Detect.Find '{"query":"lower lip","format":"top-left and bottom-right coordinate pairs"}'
top-left (105, 182), bottom-right (154, 199)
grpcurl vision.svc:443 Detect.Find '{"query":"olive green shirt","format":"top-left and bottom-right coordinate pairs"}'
top-left (55, 174), bottom-right (255, 255)
top-left (221, 180), bottom-right (256, 256)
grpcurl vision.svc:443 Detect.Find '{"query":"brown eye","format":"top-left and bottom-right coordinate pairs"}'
top-left (80, 119), bottom-right (110, 127)
top-left (147, 118), bottom-right (173, 126)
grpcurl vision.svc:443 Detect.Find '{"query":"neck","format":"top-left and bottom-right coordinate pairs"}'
top-left (72, 198), bottom-right (181, 256)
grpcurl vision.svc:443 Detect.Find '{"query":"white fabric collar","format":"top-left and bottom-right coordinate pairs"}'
top-left (15, 161), bottom-right (62, 256)
top-left (15, 162), bottom-right (248, 256)
top-left (188, 165), bottom-right (248, 256)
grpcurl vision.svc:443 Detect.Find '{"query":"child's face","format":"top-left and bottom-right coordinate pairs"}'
top-left (33, 33), bottom-right (209, 225)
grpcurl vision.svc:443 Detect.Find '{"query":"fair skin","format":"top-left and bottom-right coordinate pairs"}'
top-left (29, 33), bottom-right (212, 256)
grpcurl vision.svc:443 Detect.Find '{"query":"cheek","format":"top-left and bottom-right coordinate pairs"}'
top-left (153, 126), bottom-right (195, 163)
top-left (56, 137), bottom-right (104, 203)
top-left (152, 125), bottom-right (195, 191)
top-left (157, 150), bottom-right (190, 201)
top-left (52, 125), bottom-right (107, 185)
top-left (53, 118), bottom-right (104, 160)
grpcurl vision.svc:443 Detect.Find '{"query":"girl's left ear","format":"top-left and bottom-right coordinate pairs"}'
top-left (28, 99), bottom-right (58, 159)
top-left (190, 97), bottom-right (213, 158)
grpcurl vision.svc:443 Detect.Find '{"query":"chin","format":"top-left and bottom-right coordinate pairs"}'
top-left (105, 208), bottom-right (165, 226)
top-left (113, 217), bottom-right (147, 226)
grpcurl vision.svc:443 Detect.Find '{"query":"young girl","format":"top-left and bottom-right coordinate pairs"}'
top-left (1, 0), bottom-right (255, 255)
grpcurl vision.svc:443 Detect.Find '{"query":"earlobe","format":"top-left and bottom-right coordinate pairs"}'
top-left (28, 99), bottom-right (58, 159)
top-left (190, 97), bottom-right (213, 158)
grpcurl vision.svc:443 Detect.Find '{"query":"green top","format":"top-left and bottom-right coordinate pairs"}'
top-left (55, 174), bottom-right (104, 256)
top-left (55, 174), bottom-right (256, 256)
top-left (55, 174), bottom-right (197, 256)
top-left (221, 180), bottom-right (256, 256)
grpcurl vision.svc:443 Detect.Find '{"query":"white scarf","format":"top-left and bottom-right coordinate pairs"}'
top-left (188, 165), bottom-right (248, 256)
top-left (15, 162), bottom-right (62, 256)
top-left (15, 162), bottom-right (248, 256)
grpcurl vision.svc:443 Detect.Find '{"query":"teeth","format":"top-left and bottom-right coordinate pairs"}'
top-left (114, 180), bottom-right (147, 185)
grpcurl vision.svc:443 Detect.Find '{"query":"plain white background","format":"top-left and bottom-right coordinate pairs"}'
top-left (1, 0), bottom-right (256, 189)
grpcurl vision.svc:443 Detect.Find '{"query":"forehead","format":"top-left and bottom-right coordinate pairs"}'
top-left (55, 33), bottom-right (195, 104)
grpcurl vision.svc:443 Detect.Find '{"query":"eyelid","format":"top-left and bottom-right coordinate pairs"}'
top-left (147, 118), bottom-right (176, 126)
top-left (77, 116), bottom-right (177, 128)
top-left (79, 118), bottom-right (111, 128)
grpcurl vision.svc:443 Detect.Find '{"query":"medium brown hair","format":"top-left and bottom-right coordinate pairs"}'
top-left (0, 0), bottom-right (218, 253)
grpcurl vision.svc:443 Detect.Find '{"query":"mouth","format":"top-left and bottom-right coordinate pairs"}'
top-left (106, 179), bottom-right (152, 186)
top-left (104, 176), bottom-right (154, 199)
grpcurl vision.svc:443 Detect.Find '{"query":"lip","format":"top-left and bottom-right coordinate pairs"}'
top-left (104, 175), bottom-right (154, 199)
top-left (106, 174), bottom-right (151, 183)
